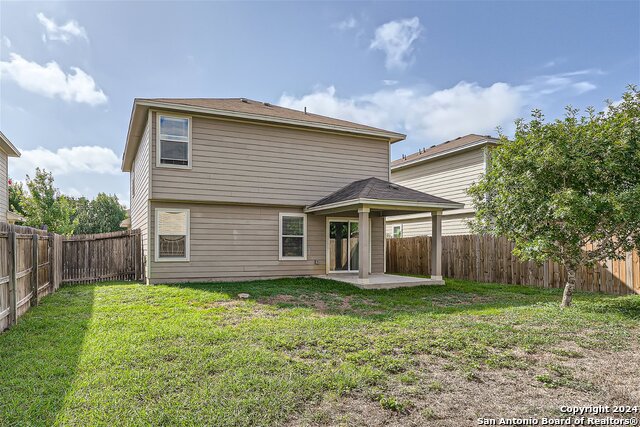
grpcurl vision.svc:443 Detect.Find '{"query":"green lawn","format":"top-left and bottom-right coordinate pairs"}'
top-left (1, 278), bottom-right (638, 426)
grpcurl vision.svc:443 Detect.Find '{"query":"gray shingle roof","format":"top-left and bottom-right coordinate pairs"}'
top-left (138, 98), bottom-right (406, 141)
top-left (307, 177), bottom-right (460, 209)
top-left (391, 133), bottom-right (499, 169)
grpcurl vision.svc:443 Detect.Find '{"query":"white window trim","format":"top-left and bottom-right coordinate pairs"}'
top-left (279, 212), bottom-right (307, 261)
top-left (325, 216), bottom-right (372, 274)
top-left (393, 224), bottom-right (403, 238)
top-left (156, 113), bottom-right (192, 169)
top-left (155, 208), bottom-right (190, 262)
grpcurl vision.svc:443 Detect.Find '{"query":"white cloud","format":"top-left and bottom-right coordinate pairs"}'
top-left (10, 146), bottom-right (121, 181)
top-left (525, 70), bottom-right (598, 96)
top-left (37, 12), bottom-right (88, 43)
top-left (279, 69), bottom-right (600, 145)
top-left (370, 17), bottom-right (423, 70)
top-left (280, 82), bottom-right (523, 143)
top-left (572, 81), bottom-right (597, 94)
top-left (382, 79), bottom-right (399, 86)
top-left (334, 17), bottom-right (357, 31)
top-left (0, 53), bottom-right (107, 105)
top-left (2, 36), bottom-right (11, 48)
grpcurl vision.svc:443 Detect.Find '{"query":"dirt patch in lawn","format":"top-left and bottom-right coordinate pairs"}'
top-left (259, 293), bottom-right (383, 315)
top-left (426, 293), bottom-right (496, 307)
top-left (287, 343), bottom-right (640, 427)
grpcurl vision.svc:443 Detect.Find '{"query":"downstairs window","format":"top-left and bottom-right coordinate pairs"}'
top-left (156, 208), bottom-right (190, 261)
top-left (279, 213), bottom-right (306, 260)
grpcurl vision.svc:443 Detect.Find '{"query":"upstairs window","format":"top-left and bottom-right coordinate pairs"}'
top-left (156, 208), bottom-right (190, 261)
top-left (279, 213), bottom-right (306, 260)
top-left (158, 115), bottom-right (190, 167)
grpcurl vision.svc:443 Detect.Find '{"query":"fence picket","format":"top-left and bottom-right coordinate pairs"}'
top-left (0, 225), bottom-right (143, 333)
top-left (386, 235), bottom-right (639, 295)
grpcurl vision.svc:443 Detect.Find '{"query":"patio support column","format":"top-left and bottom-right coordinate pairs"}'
top-left (358, 207), bottom-right (370, 280)
top-left (431, 211), bottom-right (442, 280)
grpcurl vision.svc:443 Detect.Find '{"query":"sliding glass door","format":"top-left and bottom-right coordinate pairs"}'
top-left (329, 220), bottom-right (359, 272)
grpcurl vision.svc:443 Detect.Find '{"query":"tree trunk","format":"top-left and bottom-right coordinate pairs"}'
top-left (561, 267), bottom-right (577, 308)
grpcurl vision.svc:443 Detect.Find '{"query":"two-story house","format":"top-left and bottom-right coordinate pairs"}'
top-left (121, 98), bottom-right (462, 286)
top-left (0, 131), bottom-right (22, 223)
top-left (386, 134), bottom-right (500, 238)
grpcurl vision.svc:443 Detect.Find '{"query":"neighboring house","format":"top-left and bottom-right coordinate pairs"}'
top-left (386, 134), bottom-right (500, 238)
top-left (121, 98), bottom-right (462, 284)
top-left (0, 131), bottom-right (22, 223)
top-left (120, 209), bottom-right (131, 229)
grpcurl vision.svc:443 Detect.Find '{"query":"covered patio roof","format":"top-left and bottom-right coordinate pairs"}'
top-left (304, 177), bottom-right (463, 215)
top-left (306, 177), bottom-right (459, 283)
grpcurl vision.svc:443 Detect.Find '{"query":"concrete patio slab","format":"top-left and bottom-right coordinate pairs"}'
top-left (318, 273), bottom-right (445, 290)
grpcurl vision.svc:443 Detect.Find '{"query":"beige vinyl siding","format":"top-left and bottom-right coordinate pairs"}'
top-left (150, 113), bottom-right (390, 206)
top-left (387, 146), bottom-right (486, 237)
top-left (386, 212), bottom-right (474, 237)
top-left (149, 202), bottom-right (385, 283)
top-left (0, 152), bottom-right (7, 222)
top-left (130, 117), bottom-right (151, 267)
top-left (391, 147), bottom-right (485, 212)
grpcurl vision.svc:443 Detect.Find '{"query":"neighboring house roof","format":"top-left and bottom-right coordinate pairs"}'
top-left (391, 133), bottom-right (499, 171)
top-left (7, 211), bottom-right (25, 223)
top-left (305, 177), bottom-right (463, 212)
top-left (0, 131), bottom-right (22, 157)
top-left (122, 98), bottom-right (406, 171)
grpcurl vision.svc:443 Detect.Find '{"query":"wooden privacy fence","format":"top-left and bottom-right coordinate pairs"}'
top-left (387, 235), bottom-right (640, 295)
top-left (62, 229), bottom-right (143, 284)
top-left (0, 223), bottom-right (63, 332)
top-left (1, 225), bottom-right (143, 332)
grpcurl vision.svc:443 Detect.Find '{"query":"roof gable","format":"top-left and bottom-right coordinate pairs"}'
top-left (141, 98), bottom-right (405, 139)
top-left (307, 177), bottom-right (460, 209)
top-left (122, 98), bottom-right (406, 171)
top-left (0, 131), bottom-right (21, 157)
top-left (392, 133), bottom-right (499, 170)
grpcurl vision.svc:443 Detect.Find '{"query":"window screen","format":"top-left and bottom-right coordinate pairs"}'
top-left (280, 214), bottom-right (305, 259)
top-left (159, 116), bottom-right (189, 166)
top-left (157, 210), bottom-right (189, 259)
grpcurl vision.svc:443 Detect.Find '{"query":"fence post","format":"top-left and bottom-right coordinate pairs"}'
top-left (134, 231), bottom-right (141, 281)
top-left (543, 261), bottom-right (549, 288)
top-left (48, 234), bottom-right (54, 291)
top-left (31, 233), bottom-right (39, 306)
top-left (7, 228), bottom-right (17, 326)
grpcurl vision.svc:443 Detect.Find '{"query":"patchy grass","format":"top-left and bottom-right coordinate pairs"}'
top-left (0, 278), bottom-right (638, 426)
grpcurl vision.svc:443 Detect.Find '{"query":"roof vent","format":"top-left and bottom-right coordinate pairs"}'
top-left (240, 98), bottom-right (249, 103)
top-left (263, 102), bottom-right (271, 107)
top-left (304, 106), bottom-right (307, 114)
top-left (402, 154), bottom-right (407, 160)
top-left (389, 184), bottom-right (400, 190)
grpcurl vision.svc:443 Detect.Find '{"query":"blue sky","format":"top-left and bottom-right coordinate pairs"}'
top-left (1, 1), bottom-right (638, 206)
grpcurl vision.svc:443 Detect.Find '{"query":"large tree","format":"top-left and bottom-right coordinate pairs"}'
top-left (23, 168), bottom-right (75, 235)
top-left (73, 193), bottom-right (126, 235)
top-left (8, 179), bottom-right (26, 217)
top-left (468, 86), bottom-right (640, 307)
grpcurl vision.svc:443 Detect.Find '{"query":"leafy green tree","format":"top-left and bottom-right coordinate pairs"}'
top-left (73, 193), bottom-right (126, 235)
top-left (468, 86), bottom-right (640, 307)
top-left (22, 168), bottom-right (76, 235)
top-left (8, 179), bottom-right (26, 216)
top-left (70, 197), bottom-right (91, 233)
